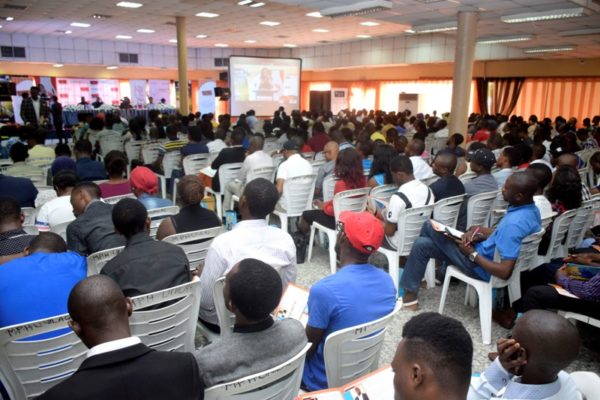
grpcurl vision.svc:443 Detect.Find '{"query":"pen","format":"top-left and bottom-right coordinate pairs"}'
top-left (468, 227), bottom-right (480, 246)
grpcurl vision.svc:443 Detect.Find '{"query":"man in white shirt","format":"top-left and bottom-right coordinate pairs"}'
top-left (381, 155), bottom-right (434, 249)
top-left (493, 147), bottom-right (519, 188)
top-left (527, 164), bottom-right (554, 220)
top-left (35, 170), bottom-right (77, 233)
top-left (199, 178), bottom-right (296, 333)
top-left (276, 140), bottom-right (313, 211)
top-left (223, 134), bottom-right (274, 211)
top-left (468, 310), bottom-right (579, 400)
top-left (433, 119), bottom-right (449, 139)
top-left (207, 131), bottom-right (227, 154)
top-left (406, 139), bottom-right (434, 181)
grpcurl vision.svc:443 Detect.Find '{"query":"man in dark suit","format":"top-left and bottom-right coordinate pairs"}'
top-left (210, 127), bottom-right (246, 192)
top-left (50, 95), bottom-right (65, 144)
top-left (38, 275), bottom-right (204, 400)
top-left (20, 86), bottom-right (49, 128)
top-left (67, 182), bottom-right (126, 256)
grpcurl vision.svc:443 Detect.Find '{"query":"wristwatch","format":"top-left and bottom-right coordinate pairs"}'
top-left (469, 251), bottom-right (478, 262)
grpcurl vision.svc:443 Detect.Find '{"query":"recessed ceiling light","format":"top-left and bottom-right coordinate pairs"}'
top-left (306, 11), bottom-right (322, 18)
top-left (250, 2), bottom-right (265, 7)
top-left (477, 35), bottom-right (532, 44)
top-left (71, 22), bottom-right (91, 28)
top-left (137, 28), bottom-right (154, 33)
top-left (260, 21), bottom-right (280, 26)
top-left (92, 14), bottom-right (112, 19)
top-left (283, 43), bottom-right (297, 48)
top-left (116, 35), bottom-right (132, 39)
top-left (6, 16), bottom-right (14, 21)
top-left (106, 65), bottom-right (119, 69)
top-left (524, 46), bottom-right (575, 54)
top-left (53, 63), bottom-right (64, 68)
top-left (0, 25), bottom-right (3, 29)
top-left (360, 21), bottom-right (380, 27)
top-left (196, 12), bottom-right (219, 18)
top-left (404, 29), bottom-right (415, 33)
top-left (313, 28), bottom-right (329, 33)
top-left (116, 2), bottom-right (143, 8)
top-left (501, 7), bottom-right (584, 23)
top-left (357, 34), bottom-right (371, 38)
top-left (169, 39), bottom-right (177, 43)
top-left (244, 39), bottom-right (257, 43)
top-left (65, 30), bottom-right (72, 34)
top-left (238, 0), bottom-right (252, 4)
top-left (214, 43), bottom-right (228, 47)
top-left (196, 34), bottom-right (208, 38)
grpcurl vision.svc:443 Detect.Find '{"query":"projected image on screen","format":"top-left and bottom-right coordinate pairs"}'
top-left (229, 56), bottom-right (301, 116)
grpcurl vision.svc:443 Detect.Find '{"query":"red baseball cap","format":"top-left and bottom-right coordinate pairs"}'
top-left (130, 166), bottom-right (159, 194)
top-left (338, 211), bottom-right (384, 254)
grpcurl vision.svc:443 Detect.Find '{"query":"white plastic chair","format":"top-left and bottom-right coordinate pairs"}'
top-left (368, 184), bottom-right (398, 210)
top-left (103, 193), bottom-right (136, 204)
top-left (324, 301), bottom-right (401, 388)
top-left (124, 140), bottom-right (147, 162)
top-left (432, 194), bottom-right (465, 229)
top-left (147, 205), bottom-right (180, 238)
top-left (310, 159), bottom-right (326, 175)
top-left (322, 174), bottom-right (336, 202)
top-left (379, 204), bottom-right (435, 292)
top-left (162, 226), bottom-right (223, 270)
top-left (559, 311), bottom-right (600, 329)
top-left (129, 280), bottom-right (201, 352)
top-left (314, 151), bottom-right (326, 162)
top-left (86, 246), bottom-right (125, 275)
top-left (488, 191), bottom-right (509, 227)
top-left (270, 174), bottom-right (316, 233)
top-left (570, 371), bottom-right (600, 400)
top-left (50, 220), bottom-right (72, 241)
top-left (458, 171), bottom-right (476, 183)
top-left (544, 209), bottom-right (578, 263)
top-left (567, 197), bottom-right (600, 250)
top-left (205, 162), bottom-right (243, 220)
top-left (204, 343), bottom-right (311, 400)
top-left (21, 207), bottom-right (37, 226)
top-left (141, 143), bottom-right (161, 164)
top-left (182, 153), bottom-right (210, 175)
top-left (26, 156), bottom-right (54, 169)
top-left (161, 151), bottom-right (182, 179)
top-left (229, 165), bottom-right (277, 210)
top-left (301, 152), bottom-right (315, 161)
top-left (307, 188), bottom-right (370, 275)
top-left (439, 230), bottom-right (545, 344)
top-left (212, 277), bottom-right (236, 337)
top-left (466, 190), bottom-right (498, 228)
top-left (0, 314), bottom-right (87, 400)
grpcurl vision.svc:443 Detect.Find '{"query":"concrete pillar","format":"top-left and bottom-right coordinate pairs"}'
top-left (449, 11), bottom-right (479, 139)
top-left (176, 16), bottom-right (189, 114)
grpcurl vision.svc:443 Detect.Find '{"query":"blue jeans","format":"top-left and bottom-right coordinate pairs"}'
top-left (400, 221), bottom-right (485, 295)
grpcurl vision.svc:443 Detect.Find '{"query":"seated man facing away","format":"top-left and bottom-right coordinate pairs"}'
top-left (199, 178), bottom-right (296, 333)
top-left (67, 182), bottom-right (126, 256)
top-left (275, 139), bottom-right (313, 210)
top-left (3, 142), bottom-right (44, 177)
top-left (0, 232), bottom-right (86, 338)
top-left (74, 139), bottom-right (107, 181)
top-left (493, 146), bottom-right (519, 188)
top-left (400, 171), bottom-right (541, 310)
top-left (101, 198), bottom-right (190, 297)
top-left (469, 310), bottom-right (580, 400)
top-left (393, 312), bottom-right (473, 400)
top-left (0, 172), bottom-right (38, 208)
top-left (303, 211), bottom-right (396, 391)
top-left (405, 139), bottom-right (434, 181)
top-left (34, 169), bottom-right (77, 232)
top-left (38, 275), bottom-right (204, 400)
top-left (195, 258), bottom-right (307, 387)
top-left (130, 166), bottom-right (173, 210)
top-left (314, 141), bottom-right (339, 199)
top-left (0, 196), bottom-right (37, 265)
top-left (429, 151), bottom-right (465, 201)
top-left (210, 127), bottom-right (246, 193)
top-left (526, 163), bottom-right (554, 220)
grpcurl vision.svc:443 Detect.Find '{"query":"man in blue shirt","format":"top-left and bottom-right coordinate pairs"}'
top-left (74, 139), bottom-right (107, 181)
top-left (0, 232), bottom-right (86, 339)
top-left (401, 171), bottom-right (542, 310)
top-left (303, 211), bottom-right (396, 391)
top-left (0, 174), bottom-right (38, 208)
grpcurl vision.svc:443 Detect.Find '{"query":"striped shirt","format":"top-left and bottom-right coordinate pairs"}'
top-left (557, 273), bottom-right (600, 302)
top-left (159, 139), bottom-right (186, 155)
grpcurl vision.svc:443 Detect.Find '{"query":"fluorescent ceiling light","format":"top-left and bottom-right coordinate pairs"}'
top-left (306, 11), bottom-right (322, 18)
top-left (214, 43), bottom-right (228, 47)
top-left (71, 22), bottom-right (91, 27)
top-left (320, 0), bottom-right (392, 18)
top-left (238, 0), bottom-right (252, 4)
top-left (360, 21), bottom-right (380, 27)
top-left (407, 21), bottom-right (456, 33)
top-left (244, 39), bottom-right (257, 43)
top-left (106, 66), bottom-right (119, 69)
top-left (283, 43), bottom-right (297, 48)
top-left (196, 34), bottom-right (208, 38)
top-left (115, 35), bottom-right (132, 39)
top-left (0, 25), bottom-right (3, 29)
top-left (477, 35), bottom-right (532, 44)
top-left (196, 12), bottom-right (219, 18)
top-left (524, 46), bottom-right (575, 54)
top-left (116, 2), bottom-right (143, 8)
top-left (559, 28), bottom-right (600, 37)
top-left (260, 21), bottom-right (280, 26)
top-left (313, 28), bottom-right (329, 33)
top-left (357, 34), bottom-right (371, 38)
top-left (53, 63), bottom-right (64, 68)
top-left (250, 2), bottom-right (265, 7)
top-left (501, 7), bottom-right (584, 24)
top-left (65, 30), bottom-right (72, 34)
top-left (169, 39), bottom-right (177, 43)
top-left (137, 28), bottom-right (154, 33)
top-left (6, 16), bottom-right (14, 21)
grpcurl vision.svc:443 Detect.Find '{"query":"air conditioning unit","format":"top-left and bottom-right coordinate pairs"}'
top-left (319, 0), bottom-right (392, 18)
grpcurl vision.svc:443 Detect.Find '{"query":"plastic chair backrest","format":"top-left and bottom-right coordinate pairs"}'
top-left (204, 343), bottom-right (311, 400)
top-left (212, 277), bottom-right (236, 336)
top-left (332, 188), bottom-right (370, 221)
top-left (21, 207), bottom-right (37, 226)
top-left (395, 204), bottom-right (435, 256)
top-left (217, 162), bottom-right (243, 194)
top-left (148, 206), bottom-right (180, 238)
top-left (314, 151), bottom-right (326, 162)
top-left (86, 246), bottom-right (125, 275)
top-left (547, 209), bottom-right (578, 260)
top-left (182, 153), bottom-right (210, 175)
top-left (0, 314), bottom-right (87, 400)
top-left (103, 193), bottom-right (136, 204)
top-left (324, 301), bottom-right (400, 388)
top-left (124, 140), bottom-right (147, 162)
top-left (459, 171), bottom-right (476, 183)
top-left (466, 191), bottom-right (498, 228)
top-left (129, 280), bottom-right (201, 352)
top-left (541, 212), bottom-right (557, 230)
top-left (488, 191), bottom-right (510, 227)
top-left (301, 152), bottom-right (315, 161)
top-left (310, 160), bottom-right (326, 175)
top-left (141, 143), bottom-right (161, 164)
top-left (322, 174), bottom-right (336, 202)
top-left (433, 194), bottom-right (466, 228)
top-left (369, 184), bottom-right (398, 203)
top-left (162, 151), bottom-right (182, 178)
top-left (570, 371), bottom-right (600, 400)
top-left (162, 226), bottom-right (224, 270)
top-left (567, 198), bottom-right (599, 250)
top-left (246, 165), bottom-right (276, 184)
top-left (50, 220), bottom-right (72, 241)
top-left (26, 157), bottom-right (54, 168)
top-left (281, 174), bottom-right (316, 217)
top-left (99, 136), bottom-right (123, 156)
top-left (510, 229), bottom-right (545, 275)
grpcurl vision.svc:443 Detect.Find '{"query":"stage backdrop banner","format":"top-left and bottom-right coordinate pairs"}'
top-left (149, 80), bottom-right (171, 105)
top-left (130, 80), bottom-right (147, 105)
top-left (92, 79), bottom-right (120, 105)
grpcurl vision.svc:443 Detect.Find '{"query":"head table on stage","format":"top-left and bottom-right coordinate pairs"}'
top-left (62, 105), bottom-right (177, 125)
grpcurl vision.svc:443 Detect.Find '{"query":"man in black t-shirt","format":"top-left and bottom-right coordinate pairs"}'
top-left (429, 151), bottom-right (465, 201)
top-left (0, 196), bottom-right (37, 264)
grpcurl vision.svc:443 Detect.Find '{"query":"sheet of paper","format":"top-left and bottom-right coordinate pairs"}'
top-left (274, 283), bottom-right (309, 327)
top-left (549, 284), bottom-right (579, 299)
top-left (430, 219), bottom-right (464, 240)
top-left (200, 166), bottom-right (217, 178)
